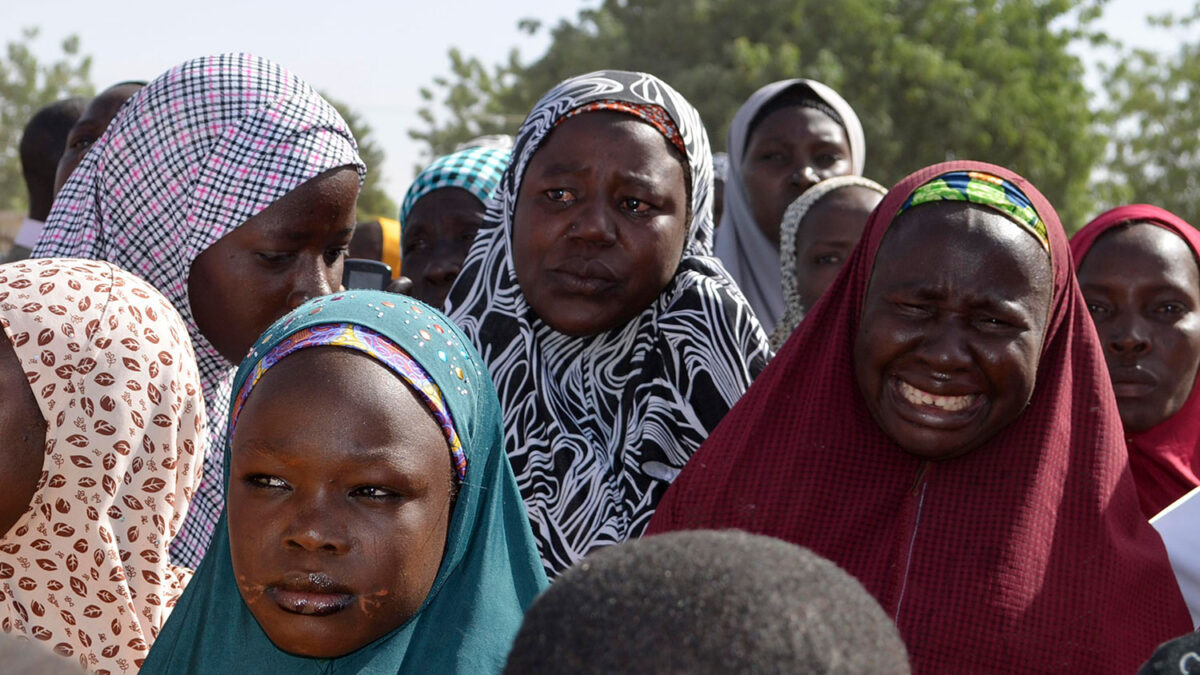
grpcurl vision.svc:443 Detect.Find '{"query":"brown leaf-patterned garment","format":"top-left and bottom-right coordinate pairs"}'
top-left (0, 259), bottom-right (205, 674)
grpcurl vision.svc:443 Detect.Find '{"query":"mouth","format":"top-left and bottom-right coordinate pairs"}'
top-left (1109, 367), bottom-right (1157, 398)
top-left (266, 573), bottom-right (355, 617)
top-left (550, 261), bottom-right (618, 295)
top-left (888, 377), bottom-right (984, 429)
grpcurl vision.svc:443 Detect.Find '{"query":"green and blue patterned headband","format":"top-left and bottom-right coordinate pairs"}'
top-left (898, 170), bottom-right (1050, 256)
top-left (400, 146), bottom-right (511, 223)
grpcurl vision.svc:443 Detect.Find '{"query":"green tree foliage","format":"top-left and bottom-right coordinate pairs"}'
top-left (412, 0), bottom-right (1106, 227)
top-left (0, 27), bottom-right (93, 212)
top-left (324, 93), bottom-right (398, 222)
top-left (1098, 4), bottom-right (1200, 225)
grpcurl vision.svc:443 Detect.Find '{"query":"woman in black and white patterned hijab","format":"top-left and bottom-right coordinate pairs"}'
top-left (445, 70), bottom-right (770, 577)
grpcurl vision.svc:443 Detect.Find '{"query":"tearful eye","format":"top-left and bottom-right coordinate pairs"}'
top-left (545, 189), bottom-right (574, 203)
top-left (621, 198), bottom-right (652, 214)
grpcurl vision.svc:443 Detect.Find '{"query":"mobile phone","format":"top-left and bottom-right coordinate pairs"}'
top-left (342, 258), bottom-right (393, 290)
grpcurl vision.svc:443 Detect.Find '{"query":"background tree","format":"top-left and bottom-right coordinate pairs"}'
top-left (324, 93), bottom-right (399, 222)
top-left (1098, 3), bottom-right (1200, 225)
top-left (411, 0), bottom-right (1107, 228)
top-left (0, 27), bottom-right (93, 212)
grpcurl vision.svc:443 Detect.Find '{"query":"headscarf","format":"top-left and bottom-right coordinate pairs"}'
top-left (714, 79), bottom-right (865, 334)
top-left (771, 174), bottom-right (887, 349)
top-left (141, 290), bottom-right (548, 674)
top-left (648, 161), bottom-right (1191, 672)
top-left (32, 53), bottom-right (366, 569)
top-left (0, 258), bottom-right (205, 673)
top-left (444, 70), bottom-right (771, 576)
top-left (400, 147), bottom-right (511, 224)
top-left (1071, 205), bottom-right (1200, 518)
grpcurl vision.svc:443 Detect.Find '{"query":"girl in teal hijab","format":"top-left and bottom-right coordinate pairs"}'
top-left (143, 290), bottom-right (548, 674)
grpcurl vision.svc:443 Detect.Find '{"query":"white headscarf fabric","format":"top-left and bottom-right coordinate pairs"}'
top-left (714, 79), bottom-right (865, 334)
top-left (445, 70), bottom-right (771, 577)
top-left (32, 53), bottom-right (366, 569)
top-left (0, 259), bottom-right (205, 673)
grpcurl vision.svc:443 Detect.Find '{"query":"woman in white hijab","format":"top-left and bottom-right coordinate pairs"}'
top-left (714, 79), bottom-right (865, 334)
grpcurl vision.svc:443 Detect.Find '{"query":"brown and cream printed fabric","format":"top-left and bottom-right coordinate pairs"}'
top-left (0, 259), bottom-right (206, 673)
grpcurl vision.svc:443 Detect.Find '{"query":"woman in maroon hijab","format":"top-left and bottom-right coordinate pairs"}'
top-left (647, 161), bottom-right (1190, 673)
top-left (1072, 205), bottom-right (1200, 519)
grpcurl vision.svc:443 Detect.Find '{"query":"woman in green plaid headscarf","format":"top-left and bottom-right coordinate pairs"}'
top-left (399, 147), bottom-right (510, 307)
top-left (142, 290), bottom-right (547, 674)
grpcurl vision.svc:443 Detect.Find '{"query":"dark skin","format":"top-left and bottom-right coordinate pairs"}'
top-left (189, 166), bottom-right (359, 364)
top-left (741, 106), bottom-right (852, 246)
top-left (347, 220), bottom-right (383, 261)
top-left (0, 333), bottom-right (47, 536)
top-left (229, 347), bottom-right (454, 659)
top-left (854, 203), bottom-right (1053, 460)
top-left (1077, 223), bottom-right (1200, 432)
top-left (512, 111), bottom-right (690, 337)
top-left (792, 186), bottom-right (882, 314)
top-left (53, 83), bottom-right (143, 196)
top-left (401, 188), bottom-right (487, 308)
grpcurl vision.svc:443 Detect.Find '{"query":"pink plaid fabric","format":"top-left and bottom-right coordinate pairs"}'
top-left (34, 53), bottom-right (366, 568)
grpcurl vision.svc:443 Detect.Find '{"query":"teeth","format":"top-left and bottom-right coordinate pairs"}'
top-left (898, 380), bottom-right (976, 412)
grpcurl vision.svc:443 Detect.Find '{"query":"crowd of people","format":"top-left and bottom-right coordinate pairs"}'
top-left (4, 50), bottom-right (1200, 673)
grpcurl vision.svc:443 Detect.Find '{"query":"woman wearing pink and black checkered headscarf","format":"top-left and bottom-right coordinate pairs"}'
top-left (34, 53), bottom-right (367, 569)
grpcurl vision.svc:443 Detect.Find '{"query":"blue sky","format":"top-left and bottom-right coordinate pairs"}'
top-left (4, 0), bottom-right (1186, 206)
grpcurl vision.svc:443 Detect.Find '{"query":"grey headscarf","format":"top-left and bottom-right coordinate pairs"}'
top-left (714, 79), bottom-right (865, 334)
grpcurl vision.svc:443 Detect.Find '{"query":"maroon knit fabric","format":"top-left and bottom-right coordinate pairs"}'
top-left (1071, 204), bottom-right (1200, 519)
top-left (647, 161), bottom-right (1191, 673)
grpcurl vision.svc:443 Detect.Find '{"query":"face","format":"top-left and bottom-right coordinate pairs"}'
top-left (53, 83), bottom-right (142, 195)
top-left (512, 111), bottom-right (690, 336)
top-left (347, 221), bottom-right (382, 261)
top-left (0, 333), bottom-right (46, 536)
top-left (402, 188), bottom-right (487, 307)
top-left (229, 347), bottom-right (454, 659)
top-left (741, 106), bottom-right (852, 246)
top-left (793, 186), bottom-right (882, 314)
top-left (853, 202), bottom-right (1053, 460)
top-left (189, 166), bottom-right (359, 364)
top-left (1077, 223), bottom-right (1200, 432)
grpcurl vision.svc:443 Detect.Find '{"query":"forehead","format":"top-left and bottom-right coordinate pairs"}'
top-left (749, 105), bottom-right (846, 145)
top-left (529, 111), bottom-right (684, 174)
top-left (871, 202), bottom-right (1052, 298)
top-left (407, 188), bottom-right (485, 224)
top-left (1080, 222), bottom-right (1200, 284)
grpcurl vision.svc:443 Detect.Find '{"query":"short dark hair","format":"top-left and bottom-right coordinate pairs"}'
top-left (504, 530), bottom-right (911, 675)
top-left (19, 97), bottom-right (85, 220)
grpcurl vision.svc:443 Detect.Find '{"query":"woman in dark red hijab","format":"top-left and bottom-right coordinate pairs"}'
top-left (1072, 205), bottom-right (1200, 519)
top-left (647, 161), bottom-right (1191, 673)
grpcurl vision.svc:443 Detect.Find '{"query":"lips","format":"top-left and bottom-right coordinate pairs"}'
top-left (1109, 367), bottom-right (1157, 398)
top-left (550, 259), bottom-right (618, 295)
top-left (266, 573), bottom-right (354, 617)
top-left (888, 377), bottom-right (985, 429)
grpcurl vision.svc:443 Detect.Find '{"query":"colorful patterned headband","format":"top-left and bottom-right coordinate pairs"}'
top-left (898, 171), bottom-right (1050, 256)
top-left (230, 323), bottom-right (467, 481)
top-left (400, 146), bottom-right (511, 223)
top-left (557, 100), bottom-right (687, 156)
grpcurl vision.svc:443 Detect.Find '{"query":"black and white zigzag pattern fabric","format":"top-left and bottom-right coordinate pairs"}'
top-left (33, 53), bottom-right (365, 569)
top-left (444, 70), bottom-right (771, 576)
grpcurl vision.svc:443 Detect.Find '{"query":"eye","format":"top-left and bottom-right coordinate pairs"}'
top-left (620, 197), bottom-right (653, 214)
top-left (255, 252), bottom-right (293, 266)
top-left (544, 188), bottom-right (576, 204)
top-left (973, 316), bottom-right (1014, 332)
top-left (1084, 300), bottom-right (1111, 318)
top-left (324, 246), bottom-right (349, 266)
top-left (69, 135), bottom-right (97, 151)
top-left (894, 302), bottom-right (932, 318)
top-left (1155, 302), bottom-right (1189, 317)
top-left (813, 151), bottom-right (844, 167)
top-left (760, 151), bottom-right (787, 163)
top-left (814, 253), bottom-right (842, 265)
top-left (246, 474), bottom-right (289, 490)
top-left (351, 485), bottom-right (399, 500)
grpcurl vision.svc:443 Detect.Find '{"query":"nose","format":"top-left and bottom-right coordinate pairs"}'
top-left (790, 164), bottom-right (820, 191)
top-left (1107, 314), bottom-right (1151, 357)
top-left (282, 498), bottom-right (350, 554)
top-left (287, 255), bottom-right (336, 310)
top-left (915, 322), bottom-right (972, 371)
top-left (568, 199), bottom-right (617, 245)
top-left (423, 253), bottom-right (463, 287)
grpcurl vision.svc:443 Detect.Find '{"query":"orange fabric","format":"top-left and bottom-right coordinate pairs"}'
top-left (378, 217), bottom-right (402, 279)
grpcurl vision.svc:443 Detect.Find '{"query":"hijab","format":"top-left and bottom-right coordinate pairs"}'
top-left (714, 79), bottom-right (865, 334)
top-left (771, 174), bottom-right (887, 350)
top-left (33, 53), bottom-right (366, 569)
top-left (648, 161), bottom-right (1191, 672)
top-left (399, 146), bottom-right (510, 224)
top-left (141, 290), bottom-right (548, 674)
top-left (0, 258), bottom-right (205, 673)
top-left (1071, 205), bottom-right (1200, 518)
top-left (444, 70), bottom-right (771, 576)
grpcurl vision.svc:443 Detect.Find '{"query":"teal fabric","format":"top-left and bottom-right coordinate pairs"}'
top-left (142, 290), bottom-right (548, 674)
